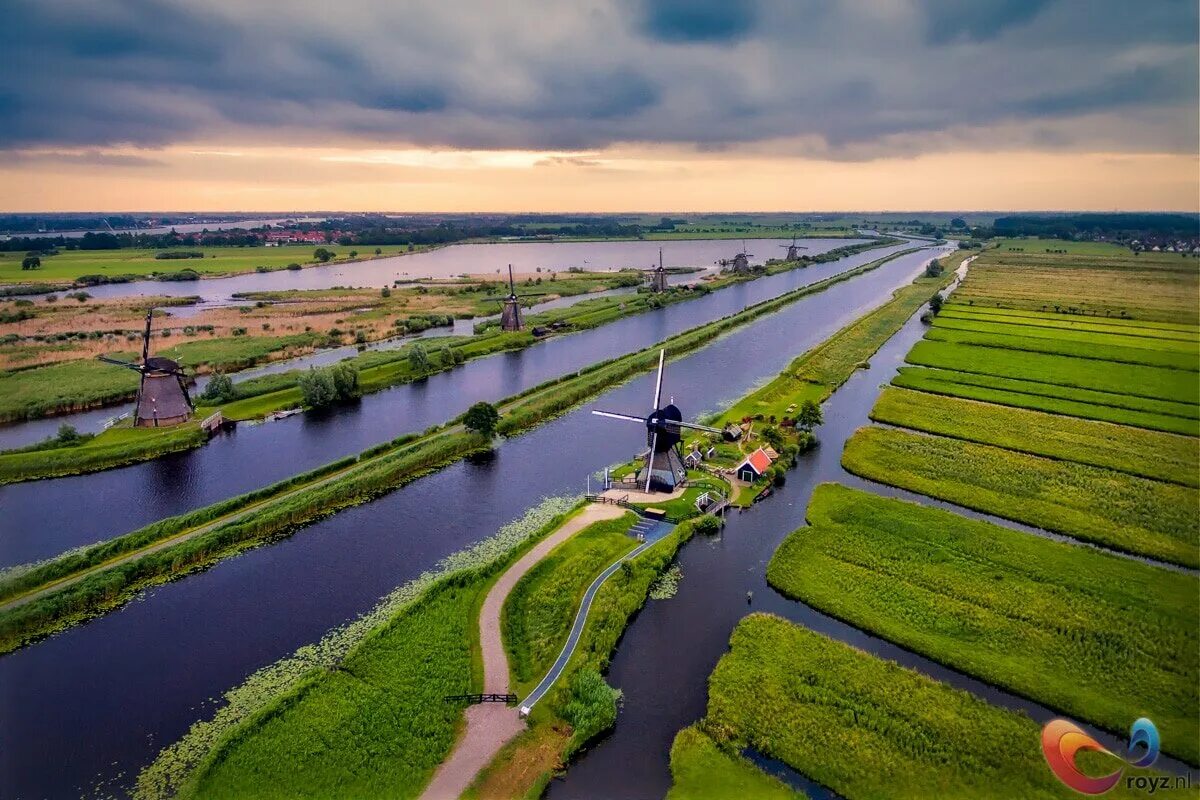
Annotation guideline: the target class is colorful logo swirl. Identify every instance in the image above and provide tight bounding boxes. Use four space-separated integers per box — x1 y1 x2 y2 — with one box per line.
1041 717 1159 795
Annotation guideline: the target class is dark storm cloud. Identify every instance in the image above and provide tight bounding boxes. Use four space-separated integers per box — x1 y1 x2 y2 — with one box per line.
0 0 1195 157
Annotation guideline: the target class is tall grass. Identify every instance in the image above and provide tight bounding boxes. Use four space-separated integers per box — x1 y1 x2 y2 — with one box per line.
769 484 1199 764
924 326 1199 370
667 726 804 800
842 425 1199 567
0 423 205 484
700 615 1157 799
871 386 1199 486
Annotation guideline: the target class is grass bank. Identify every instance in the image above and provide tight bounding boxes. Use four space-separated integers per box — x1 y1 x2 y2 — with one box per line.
667 726 804 800
841 425 1199 567
681 614 1157 799
769 484 1199 764
0 422 205 484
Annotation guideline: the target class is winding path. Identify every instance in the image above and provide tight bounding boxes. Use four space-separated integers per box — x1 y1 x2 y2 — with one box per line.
420 503 628 800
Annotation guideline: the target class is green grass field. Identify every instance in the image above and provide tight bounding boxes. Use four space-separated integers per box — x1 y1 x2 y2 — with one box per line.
769 484 1200 763
990 238 1137 255
940 304 1200 335
719 253 961 424
923 326 1199 370
667 726 804 800
0 245 420 285
906 339 1199 405
502 514 637 694
871 387 1199 486
0 423 205 483
842 426 1199 567
891 366 1198 435
695 614 1156 799
934 311 1200 349
0 359 138 422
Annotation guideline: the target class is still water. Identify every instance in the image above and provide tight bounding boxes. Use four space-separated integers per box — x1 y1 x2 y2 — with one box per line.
0 247 946 798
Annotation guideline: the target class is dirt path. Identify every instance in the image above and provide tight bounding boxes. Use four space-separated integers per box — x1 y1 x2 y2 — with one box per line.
420 503 626 800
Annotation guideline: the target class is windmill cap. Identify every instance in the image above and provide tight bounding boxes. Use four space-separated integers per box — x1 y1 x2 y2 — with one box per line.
650 404 682 423
144 356 181 372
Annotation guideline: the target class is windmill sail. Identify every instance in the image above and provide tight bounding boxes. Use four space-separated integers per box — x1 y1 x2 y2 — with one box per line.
97 309 194 427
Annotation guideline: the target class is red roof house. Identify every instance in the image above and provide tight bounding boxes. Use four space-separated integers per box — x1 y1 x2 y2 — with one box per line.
735 447 773 482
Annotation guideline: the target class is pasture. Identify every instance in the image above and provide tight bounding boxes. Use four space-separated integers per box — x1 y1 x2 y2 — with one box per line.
871 387 1199 486
696 614 1156 799
769 484 1200 764
842 426 1199 567
890 366 1198 435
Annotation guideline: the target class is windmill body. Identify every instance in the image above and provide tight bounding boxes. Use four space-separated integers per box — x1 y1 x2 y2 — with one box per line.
499 264 523 332
647 247 668 292
98 310 194 427
720 241 754 273
591 350 724 493
781 234 809 261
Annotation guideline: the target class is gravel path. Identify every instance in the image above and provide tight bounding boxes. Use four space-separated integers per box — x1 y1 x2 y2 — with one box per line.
420 503 626 800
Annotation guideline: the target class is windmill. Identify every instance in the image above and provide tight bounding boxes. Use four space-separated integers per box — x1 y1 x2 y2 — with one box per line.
781 234 808 261
645 247 668 293
494 264 523 331
98 310 193 427
719 240 753 273
591 349 724 493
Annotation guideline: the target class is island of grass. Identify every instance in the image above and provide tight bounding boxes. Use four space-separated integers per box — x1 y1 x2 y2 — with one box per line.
770 484 1199 764
669 614 1162 800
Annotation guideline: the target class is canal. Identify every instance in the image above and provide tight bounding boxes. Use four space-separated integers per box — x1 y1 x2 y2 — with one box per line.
0 247 947 798
0 240 903 569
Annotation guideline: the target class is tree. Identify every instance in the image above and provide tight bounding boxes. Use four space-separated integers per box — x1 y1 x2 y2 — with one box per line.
349 250 358 259
21 256 40 270
408 343 431 372
439 345 455 367
298 367 337 407
463 401 500 437
796 399 823 432
329 363 359 399
374 247 382 255
199 372 235 403
950 217 967 228
381 287 391 297
929 292 944 315
56 423 81 445
313 247 334 263
924 258 943 277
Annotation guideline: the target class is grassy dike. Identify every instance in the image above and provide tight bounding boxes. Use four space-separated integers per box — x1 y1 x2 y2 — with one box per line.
769 484 1199 765
672 615 1158 800
0 246 925 652
0 239 899 484
136 505 705 800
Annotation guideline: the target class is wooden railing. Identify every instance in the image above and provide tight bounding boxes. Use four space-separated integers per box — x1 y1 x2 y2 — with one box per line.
443 693 517 704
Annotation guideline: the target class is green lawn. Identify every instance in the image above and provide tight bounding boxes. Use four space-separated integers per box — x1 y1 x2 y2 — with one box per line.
842 426 1200 567
697 614 1156 800
667 726 804 800
940 305 1200 337
630 473 731 520
0 359 139 422
924 326 1198 371
990 238 1137 256
933 313 1200 351
906 339 1199 405
769 484 1200 764
502 513 638 694
891 366 1198 436
0 245 420 285
0 422 205 484
871 386 1199 486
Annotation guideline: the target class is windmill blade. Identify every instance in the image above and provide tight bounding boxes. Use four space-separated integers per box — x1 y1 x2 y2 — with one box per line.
644 429 658 493
651 349 665 410
673 420 725 434
508 264 516 295
591 410 645 424
97 355 142 370
141 310 153 363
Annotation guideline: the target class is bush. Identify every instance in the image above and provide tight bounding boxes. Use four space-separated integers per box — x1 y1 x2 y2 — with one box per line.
21 256 41 270
561 669 621 747
199 373 235 404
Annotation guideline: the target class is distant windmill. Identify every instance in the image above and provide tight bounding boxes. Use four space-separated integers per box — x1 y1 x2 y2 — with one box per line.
781 234 808 261
719 240 754 273
98 310 193 427
496 264 522 331
646 247 668 293
591 350 724 493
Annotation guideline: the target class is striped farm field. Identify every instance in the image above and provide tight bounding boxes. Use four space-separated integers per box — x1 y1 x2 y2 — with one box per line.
924 326 1198 370
842 426 1199 567
891 367 1198 435
769 484 1200 765
906 339 1199 405
871 387 1199 486
939 305 1200 341
934 314 1200 353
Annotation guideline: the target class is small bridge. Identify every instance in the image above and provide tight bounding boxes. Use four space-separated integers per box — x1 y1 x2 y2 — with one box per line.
443 693 517 705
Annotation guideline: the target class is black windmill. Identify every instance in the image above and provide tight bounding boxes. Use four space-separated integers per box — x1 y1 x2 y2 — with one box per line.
98 310 194 427
591 349 724 493
646 247 669 293
781 234 808 261
498 264 523 332
719 240 753 273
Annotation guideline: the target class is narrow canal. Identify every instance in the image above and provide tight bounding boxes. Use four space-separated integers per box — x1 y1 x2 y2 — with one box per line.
547 287 1193 800
0 247 947 798
0 240 902 569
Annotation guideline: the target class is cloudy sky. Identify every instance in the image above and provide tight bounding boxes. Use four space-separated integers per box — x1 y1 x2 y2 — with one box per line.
2 0 1196 211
